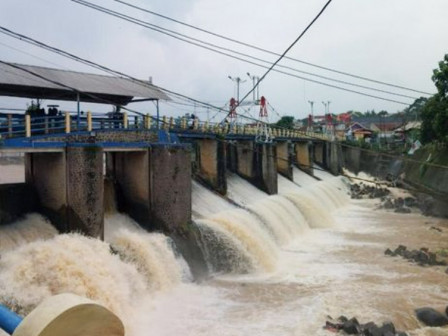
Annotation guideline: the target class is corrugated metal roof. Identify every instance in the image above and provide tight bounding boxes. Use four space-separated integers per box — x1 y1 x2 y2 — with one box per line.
0 62 169 105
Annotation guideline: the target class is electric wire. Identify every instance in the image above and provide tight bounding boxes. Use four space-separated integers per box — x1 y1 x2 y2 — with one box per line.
70 0 417 104
3 25 447 174
110 0 431 96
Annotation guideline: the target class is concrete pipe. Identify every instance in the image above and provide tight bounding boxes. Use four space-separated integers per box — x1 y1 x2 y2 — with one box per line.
1 294 124 336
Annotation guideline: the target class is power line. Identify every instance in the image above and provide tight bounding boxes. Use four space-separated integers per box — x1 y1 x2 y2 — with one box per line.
110 0 431 96
70 0 417 104
238 0 334 106
3 56 448 176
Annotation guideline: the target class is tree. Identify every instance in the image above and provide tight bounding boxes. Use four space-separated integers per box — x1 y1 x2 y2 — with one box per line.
420 54 448 144
432 54 448 99
276 116 295 129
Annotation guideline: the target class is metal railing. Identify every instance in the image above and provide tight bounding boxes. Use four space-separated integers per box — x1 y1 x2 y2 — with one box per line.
0 111 333 141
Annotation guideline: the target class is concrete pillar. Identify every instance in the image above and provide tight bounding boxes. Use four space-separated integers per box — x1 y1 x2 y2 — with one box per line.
255 143 278 195
236 140 255 180
314 142 324 166
149 145 192 232
66 146 104 238
196 139 226 195
235 141 278 195
226 141 238 172
342 146 361 174
25 147 104 238
329 142 342 176
276 141 293 180
294 141 313 176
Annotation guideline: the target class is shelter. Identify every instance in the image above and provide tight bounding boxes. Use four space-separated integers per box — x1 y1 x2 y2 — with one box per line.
0 62 169 106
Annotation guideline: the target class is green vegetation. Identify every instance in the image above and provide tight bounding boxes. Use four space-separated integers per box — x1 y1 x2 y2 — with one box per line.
420 54 448 144
275 116 295 129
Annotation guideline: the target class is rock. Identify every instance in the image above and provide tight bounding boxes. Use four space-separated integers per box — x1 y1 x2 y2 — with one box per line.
394 207 411 213
337 315 348 323
384 199 395 209
404 197 417 207
396 332 408 336
394 245 407 256
342 318 360 335
384 248 395 256
379 321 396 334
430 226 442 232
361 322 381 336
415 307 448 327
395 197 405 208
445 268 448 274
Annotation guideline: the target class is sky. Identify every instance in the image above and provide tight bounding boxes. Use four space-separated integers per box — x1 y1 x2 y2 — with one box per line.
0 0 447 122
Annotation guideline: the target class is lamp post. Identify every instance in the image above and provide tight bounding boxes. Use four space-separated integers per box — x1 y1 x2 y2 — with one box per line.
228 76 246 104
247 72 260 102
308 99 314 120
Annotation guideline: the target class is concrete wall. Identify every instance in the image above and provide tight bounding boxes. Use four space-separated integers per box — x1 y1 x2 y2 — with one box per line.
113 151 150 226
196 139 226 194
25 147 104 238
294 142 313 175
276 141 293 180
109 146 192 233
341 146 361 174
26 152 67 232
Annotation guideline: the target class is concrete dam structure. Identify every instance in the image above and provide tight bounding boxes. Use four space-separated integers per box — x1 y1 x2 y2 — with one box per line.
1 126 448 335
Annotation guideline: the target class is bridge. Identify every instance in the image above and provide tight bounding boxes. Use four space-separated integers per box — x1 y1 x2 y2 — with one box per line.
0 62 343 245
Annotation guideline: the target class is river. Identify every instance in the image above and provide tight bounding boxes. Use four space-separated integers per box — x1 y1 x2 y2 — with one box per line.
0 163 447 336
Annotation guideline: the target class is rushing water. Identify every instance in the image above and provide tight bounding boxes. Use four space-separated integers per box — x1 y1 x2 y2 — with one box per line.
0 163 447 336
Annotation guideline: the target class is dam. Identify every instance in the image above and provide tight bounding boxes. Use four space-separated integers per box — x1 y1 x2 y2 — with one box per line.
1 125 448 335
0 64 448 336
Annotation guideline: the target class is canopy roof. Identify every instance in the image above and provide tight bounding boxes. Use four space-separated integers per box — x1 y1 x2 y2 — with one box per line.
0 62 169 105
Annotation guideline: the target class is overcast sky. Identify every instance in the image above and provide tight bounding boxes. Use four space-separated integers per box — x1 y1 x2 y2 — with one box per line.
0 0 447 122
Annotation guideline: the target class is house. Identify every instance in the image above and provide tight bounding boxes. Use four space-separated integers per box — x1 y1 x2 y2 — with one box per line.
346 122 373 140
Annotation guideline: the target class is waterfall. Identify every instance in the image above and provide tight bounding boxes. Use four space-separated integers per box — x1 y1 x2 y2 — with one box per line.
0 214 57 253
194 175 349 275
105 214 192 290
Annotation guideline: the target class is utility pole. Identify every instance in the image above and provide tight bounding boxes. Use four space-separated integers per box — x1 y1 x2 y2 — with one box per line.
228 76 246 104
247 72 260 102
322 101 328 114
308 100 314 131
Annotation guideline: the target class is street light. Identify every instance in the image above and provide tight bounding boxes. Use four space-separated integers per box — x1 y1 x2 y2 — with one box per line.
228 76 246 103
322 101 328 114
247 72 260 102
308 101 314 131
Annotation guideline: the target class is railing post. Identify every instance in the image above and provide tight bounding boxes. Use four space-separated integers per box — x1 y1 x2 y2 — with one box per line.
204 121 209 132
65 112 71 134
162 116 167 130
87 111 92 131
169 117 174 130
25 114 31 138
44 117 49 134
7 114 12 137
144 113 151 129
123 112 128 129
193 118 198 130
181 117 187 129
